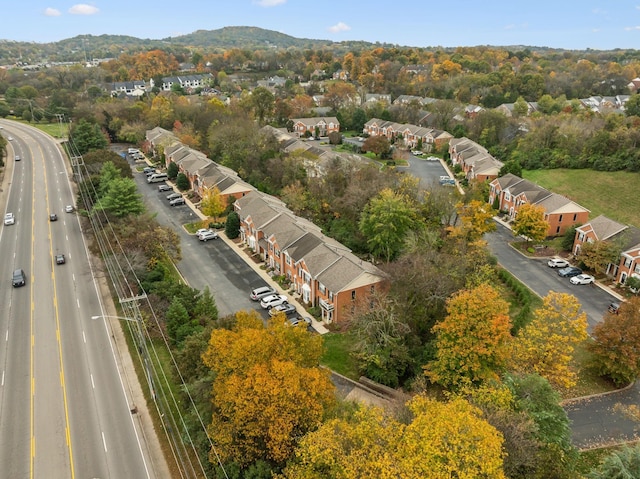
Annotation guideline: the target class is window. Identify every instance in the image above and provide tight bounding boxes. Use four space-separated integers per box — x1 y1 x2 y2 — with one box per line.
370 285 375 293
556 226 560 234
329 292 334 302
351 290 356 300
275 249 280 258
578 232 585 241
319 283 326 294
285 254 291 265
625 258 632 268
573 214 577 221
559 214 563 223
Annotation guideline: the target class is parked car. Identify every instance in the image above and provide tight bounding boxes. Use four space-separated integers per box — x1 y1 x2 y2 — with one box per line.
65 205 74 213
570 274 595 285
166 193 181 201
269 303 297 317
558 266 582 277
143 166 156 175
260 294 288 309
12 268 26 287
250 286 276 301
55 253 66 265
169 197 186 206
287 315 313 328
4 212 15 225
198 230 219 241
49 213 58 222
411 150 423 156
547 257 570 268
158 184 172 192
439 175 455 186
608 302 621 314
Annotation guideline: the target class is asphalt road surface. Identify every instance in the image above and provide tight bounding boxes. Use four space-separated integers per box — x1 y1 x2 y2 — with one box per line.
0 121 152 478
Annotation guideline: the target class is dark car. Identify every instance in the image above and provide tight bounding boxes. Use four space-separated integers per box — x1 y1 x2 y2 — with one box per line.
269 303 297 317
558 266 582 277
55 253 66 265
12 268 26 287
49 213 58 221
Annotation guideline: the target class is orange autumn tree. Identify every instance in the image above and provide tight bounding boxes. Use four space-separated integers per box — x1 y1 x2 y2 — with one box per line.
282 396 505 479
510 292 588 389
425 284 512 390
201 310 335 467
449 199 497 242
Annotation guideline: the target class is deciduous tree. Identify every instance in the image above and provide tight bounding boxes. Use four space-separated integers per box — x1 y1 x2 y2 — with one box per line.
425 284 512 390
578 239 620 275
358 188 419 262
510 292 588 389
449 199 497 242
200 186 225 219
202 310 334 467
587 444 640 479
361 134 391 158
511 203 548 243
589 297 640 386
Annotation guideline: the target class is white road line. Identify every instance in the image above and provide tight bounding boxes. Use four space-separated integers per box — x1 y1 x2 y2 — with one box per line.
90 374 95 389
102 432 107 452
82 331 86 343
1 370 4 386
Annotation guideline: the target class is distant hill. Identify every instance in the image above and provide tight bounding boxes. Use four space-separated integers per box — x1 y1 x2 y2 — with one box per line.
0 26 372 65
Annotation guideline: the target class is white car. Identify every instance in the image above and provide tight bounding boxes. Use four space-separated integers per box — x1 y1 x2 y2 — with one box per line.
65 205 74 213
250 286 276 301
260 294 288 310
4 212 15 225
547 258 570 268
198 230 219 241
570 274 595 285
411 150 423 156
7 136 13 141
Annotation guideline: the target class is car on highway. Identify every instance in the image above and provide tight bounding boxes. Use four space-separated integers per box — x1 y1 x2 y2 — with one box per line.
250 286 277 301
260 294 288 310
49 213 58 221
558 266 582 277
166 192 181 201
14 155 20 161
169 197 186 206
7 136 13 141
4 212 15 225
547 257 570 268
65 205 74 213
55 253 66 265
269 303 297 317
198 230 219 241
570 274 595 285
12 268 26 287
158 184 172 192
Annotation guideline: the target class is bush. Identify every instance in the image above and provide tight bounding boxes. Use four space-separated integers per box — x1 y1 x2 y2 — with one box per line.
225 211 240 239
176 173 190 191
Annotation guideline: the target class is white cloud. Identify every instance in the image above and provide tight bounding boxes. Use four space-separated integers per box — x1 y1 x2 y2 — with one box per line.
624 25 640 30
254 0 286 6
44 7 61 16
328 22 351 33
68 4 100 15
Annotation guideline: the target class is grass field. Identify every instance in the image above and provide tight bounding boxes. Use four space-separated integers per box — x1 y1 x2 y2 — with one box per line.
523 169 640 227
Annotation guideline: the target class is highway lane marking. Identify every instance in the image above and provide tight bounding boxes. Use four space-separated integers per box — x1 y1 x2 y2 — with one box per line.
102 432 107 452
82 331 86 343
90 374 95 390
1 370 4 386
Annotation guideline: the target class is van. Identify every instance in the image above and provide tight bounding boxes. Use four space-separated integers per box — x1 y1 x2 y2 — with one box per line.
147 173 168 183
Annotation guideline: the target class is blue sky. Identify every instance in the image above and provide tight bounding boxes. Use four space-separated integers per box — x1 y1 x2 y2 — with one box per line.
4 0 640 50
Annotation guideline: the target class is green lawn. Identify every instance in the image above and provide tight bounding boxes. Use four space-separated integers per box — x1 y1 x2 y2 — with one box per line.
523 169 640 226
321 332 359 379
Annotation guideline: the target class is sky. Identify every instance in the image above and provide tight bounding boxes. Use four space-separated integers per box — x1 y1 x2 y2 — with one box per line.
4 0 640 50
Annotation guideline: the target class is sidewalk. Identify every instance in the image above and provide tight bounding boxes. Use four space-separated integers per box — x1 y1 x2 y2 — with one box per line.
178 187 330 335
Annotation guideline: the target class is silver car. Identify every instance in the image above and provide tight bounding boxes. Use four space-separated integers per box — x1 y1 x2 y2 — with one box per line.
260 294 288 310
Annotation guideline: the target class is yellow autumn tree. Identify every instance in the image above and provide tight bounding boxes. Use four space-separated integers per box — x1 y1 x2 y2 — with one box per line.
511 203 549 244
449 199 497 242
425 284 513 390
281 396 505 479
510 292 588 389
202 310 335 467
200 186 226 219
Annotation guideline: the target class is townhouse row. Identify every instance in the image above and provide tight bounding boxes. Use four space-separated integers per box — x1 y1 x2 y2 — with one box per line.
144 127 387 323
363 118 453 152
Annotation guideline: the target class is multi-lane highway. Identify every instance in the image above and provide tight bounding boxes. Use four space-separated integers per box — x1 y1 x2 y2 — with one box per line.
0 121 153 478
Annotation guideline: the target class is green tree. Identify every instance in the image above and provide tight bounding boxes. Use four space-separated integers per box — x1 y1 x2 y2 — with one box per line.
589 297 640 386
587 444 640 478
625 93 640 117
166 297 200 346
95 177 145 218
176 172 190 191
358 188 419 262
70 118 108 154
193 286 219 325
498 159 522 177
167 161 179 179
512 203 549 243
247 86 275 124
561 224 579 251
513 96 529 117
426 284 512 390
350 296 413 387
225 211 241 239
98 161 121 197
